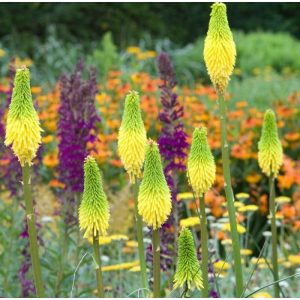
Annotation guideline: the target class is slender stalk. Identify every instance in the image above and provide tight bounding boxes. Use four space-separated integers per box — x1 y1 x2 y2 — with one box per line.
199 196 209 298
218 94 244 297
152 229 160 298
269 175 280 298
22 163 45 297
93 232 104 297
133 182 149 296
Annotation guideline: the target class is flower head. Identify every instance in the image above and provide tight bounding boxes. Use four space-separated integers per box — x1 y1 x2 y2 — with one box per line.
5 67 42 166
118 91 147 183
187 127 216 197
79 156 110 238
204 2 236 94
174 228 203 290
258 109 283 177
138 140 172 229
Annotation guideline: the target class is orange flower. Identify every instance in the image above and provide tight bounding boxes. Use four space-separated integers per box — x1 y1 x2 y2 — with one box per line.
31 86 42 94
42 135 54 144
49 179 65 189
43 152 59 168
110 159 123 167
246 173 261 184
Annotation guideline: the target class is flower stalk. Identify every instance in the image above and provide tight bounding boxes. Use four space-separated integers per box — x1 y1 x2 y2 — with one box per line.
134 182 149 295
218 94 244 296
22 163 45 297
199 195 209 298
269 175 280 297
93 231 104 298
152 229 160 298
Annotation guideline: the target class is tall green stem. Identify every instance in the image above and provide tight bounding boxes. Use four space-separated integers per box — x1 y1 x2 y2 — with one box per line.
152 229 160 298
269 175 279 298
134 182 149 295
22 163 45 297
93 232 104 298
199 196 209 298
218 94 244 297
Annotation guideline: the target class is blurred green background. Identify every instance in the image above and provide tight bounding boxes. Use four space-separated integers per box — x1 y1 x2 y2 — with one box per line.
1 2 300 107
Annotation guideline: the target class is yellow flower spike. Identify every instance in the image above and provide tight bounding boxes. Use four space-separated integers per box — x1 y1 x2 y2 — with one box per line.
204 2 236 94
118 91 147 183
5 67 42 166
187 127 216 197
138 140 172 229
79 156 110 238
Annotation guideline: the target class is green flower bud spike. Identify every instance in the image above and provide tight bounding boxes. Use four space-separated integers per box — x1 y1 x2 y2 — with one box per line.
79 156 110 239
4 67 44 297
118 90 149 294
5 67 42 166
258 109 283 297
258 109 283 177
118 90 147 183
138 139 172 229
187 126 215 297
138 139 172 297
187 127 216 198
174 228 203 292
79 156 110 297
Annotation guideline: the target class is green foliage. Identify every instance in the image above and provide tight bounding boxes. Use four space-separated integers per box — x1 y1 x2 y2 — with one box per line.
87 32 120 79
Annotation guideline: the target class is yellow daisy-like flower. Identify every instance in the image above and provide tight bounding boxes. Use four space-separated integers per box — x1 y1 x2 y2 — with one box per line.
102 261 139 272
5 67 42 166
235 193 250 200
176 192 194 201
252 292 272 298
203 2 236 94
240 249 253 256
180 217 200 228
213 260 231 272
275 196 291 204
223 223 246 234
288 254 300 266
138 140 172 229
238 205 259 213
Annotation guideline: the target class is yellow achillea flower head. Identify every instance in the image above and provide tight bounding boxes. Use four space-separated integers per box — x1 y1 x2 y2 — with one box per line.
138 140 172 229
174 228 203 290
118 90 147 183
258 109 283 177
187 127 216 197
79 156 110 238
5 67 42 166
203 2 236 94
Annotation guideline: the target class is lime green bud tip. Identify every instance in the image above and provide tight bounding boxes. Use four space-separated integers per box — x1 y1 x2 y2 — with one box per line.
138 139 172 229
187 127 216 197
79 156 110 238
174 228 203 290
118 90 147 183
258 109 283 177
5 67 42 166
